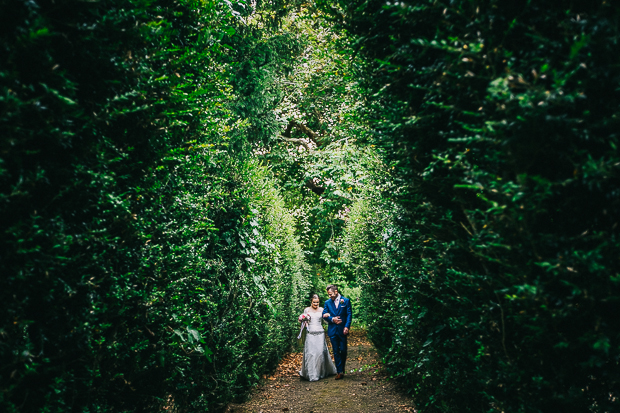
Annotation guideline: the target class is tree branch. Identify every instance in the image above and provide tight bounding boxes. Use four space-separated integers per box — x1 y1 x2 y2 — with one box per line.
279 120 319 151
280 120 325 195
293 121 317 142
280 137 311 151
305 178 325 196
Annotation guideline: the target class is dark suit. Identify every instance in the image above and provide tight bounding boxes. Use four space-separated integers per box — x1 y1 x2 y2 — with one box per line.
322 296 352 374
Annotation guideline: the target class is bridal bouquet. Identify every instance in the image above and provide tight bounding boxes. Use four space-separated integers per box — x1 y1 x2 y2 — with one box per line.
297 313 311 340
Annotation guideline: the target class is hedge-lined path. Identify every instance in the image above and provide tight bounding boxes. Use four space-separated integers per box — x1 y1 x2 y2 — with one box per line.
226 330 417 413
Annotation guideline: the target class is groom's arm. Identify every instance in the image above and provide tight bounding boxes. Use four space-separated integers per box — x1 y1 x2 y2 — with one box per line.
345 299 352 329
322 303 332 323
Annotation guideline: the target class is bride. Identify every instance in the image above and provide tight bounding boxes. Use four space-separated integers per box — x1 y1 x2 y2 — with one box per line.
298 294 337 381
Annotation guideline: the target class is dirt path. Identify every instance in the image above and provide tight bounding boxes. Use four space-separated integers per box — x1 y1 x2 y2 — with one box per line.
227 330 417 413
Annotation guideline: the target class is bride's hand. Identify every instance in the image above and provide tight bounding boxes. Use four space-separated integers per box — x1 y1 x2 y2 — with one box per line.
323 313 330 318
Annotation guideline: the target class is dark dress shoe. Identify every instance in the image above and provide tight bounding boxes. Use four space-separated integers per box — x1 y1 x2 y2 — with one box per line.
335 373 343 380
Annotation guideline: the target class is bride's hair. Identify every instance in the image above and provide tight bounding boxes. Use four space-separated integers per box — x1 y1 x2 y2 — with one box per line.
310 293 320 303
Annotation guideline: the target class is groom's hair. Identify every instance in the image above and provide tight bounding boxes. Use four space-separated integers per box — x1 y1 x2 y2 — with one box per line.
326 284 338 293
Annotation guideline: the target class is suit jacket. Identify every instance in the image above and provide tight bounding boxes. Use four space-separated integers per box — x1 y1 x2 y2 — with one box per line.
322 296 352 338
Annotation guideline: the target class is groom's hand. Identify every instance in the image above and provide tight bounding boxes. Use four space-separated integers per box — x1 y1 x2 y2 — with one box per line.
332 316 342 324
343 327 349 335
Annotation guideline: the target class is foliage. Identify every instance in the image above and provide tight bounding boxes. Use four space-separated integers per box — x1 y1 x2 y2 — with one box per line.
339 179 396 328
261 6 378 307
329 0 620 412
0 0 309 411
8 0 620 411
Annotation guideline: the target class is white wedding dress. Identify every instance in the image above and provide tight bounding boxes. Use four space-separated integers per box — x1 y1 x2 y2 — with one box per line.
299 307 337 381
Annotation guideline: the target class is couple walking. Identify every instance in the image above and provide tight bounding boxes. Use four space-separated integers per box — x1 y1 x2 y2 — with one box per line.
298 284 352 381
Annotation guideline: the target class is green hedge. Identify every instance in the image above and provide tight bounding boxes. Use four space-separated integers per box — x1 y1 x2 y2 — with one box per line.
332 0 620 412
1 0 308 411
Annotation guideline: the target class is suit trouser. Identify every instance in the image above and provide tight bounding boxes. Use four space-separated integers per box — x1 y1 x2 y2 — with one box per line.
329 334 347 374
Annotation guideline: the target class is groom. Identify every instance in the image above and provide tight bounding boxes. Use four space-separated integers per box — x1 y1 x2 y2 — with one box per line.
322 284 352 380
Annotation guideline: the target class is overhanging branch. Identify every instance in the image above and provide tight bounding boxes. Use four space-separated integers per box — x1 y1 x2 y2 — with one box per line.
280 137 311 151
279 120 319 151
305 178 325 196
280 120 325 195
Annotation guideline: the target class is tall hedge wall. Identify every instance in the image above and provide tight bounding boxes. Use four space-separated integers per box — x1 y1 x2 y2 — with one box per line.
332 0 620 412
1 0 308 411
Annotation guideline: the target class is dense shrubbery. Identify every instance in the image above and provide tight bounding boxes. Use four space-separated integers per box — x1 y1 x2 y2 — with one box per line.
331 0 620 411
0 0 309 411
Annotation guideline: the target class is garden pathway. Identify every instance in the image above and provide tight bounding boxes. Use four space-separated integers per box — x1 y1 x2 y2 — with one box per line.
226 330 417 413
